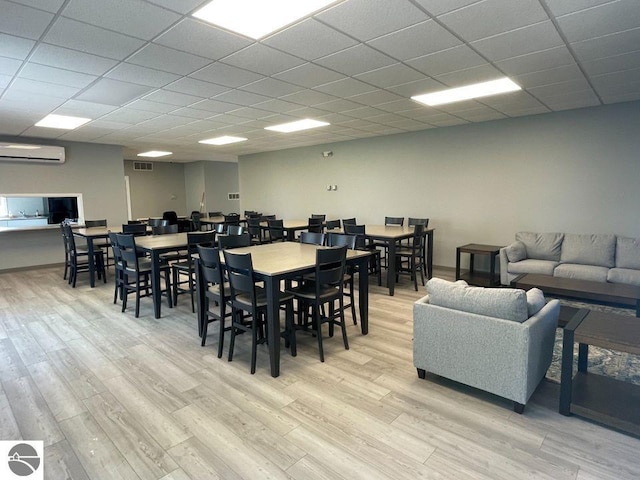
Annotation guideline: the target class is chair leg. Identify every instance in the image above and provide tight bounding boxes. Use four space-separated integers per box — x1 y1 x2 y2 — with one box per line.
348 277 357 325
513 402 525 414
250 322 258 374
315 305 324 363
228 311 237 362
217 317 225 358
338 298 349 350
135 278 141 318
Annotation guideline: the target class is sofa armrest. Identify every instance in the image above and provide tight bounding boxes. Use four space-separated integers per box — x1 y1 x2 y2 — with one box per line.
500 247 511 285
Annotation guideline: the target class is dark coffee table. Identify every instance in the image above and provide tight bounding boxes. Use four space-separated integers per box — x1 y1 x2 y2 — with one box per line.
511 273 640 317
559 310 640 436
456 244 502 287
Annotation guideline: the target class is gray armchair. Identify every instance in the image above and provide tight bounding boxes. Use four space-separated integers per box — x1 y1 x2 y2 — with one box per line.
413 278 559 413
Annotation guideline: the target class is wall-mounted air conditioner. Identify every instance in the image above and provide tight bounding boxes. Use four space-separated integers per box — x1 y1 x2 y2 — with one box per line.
0 142 66 164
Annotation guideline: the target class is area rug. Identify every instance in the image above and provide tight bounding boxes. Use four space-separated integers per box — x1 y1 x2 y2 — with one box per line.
545 298 640 386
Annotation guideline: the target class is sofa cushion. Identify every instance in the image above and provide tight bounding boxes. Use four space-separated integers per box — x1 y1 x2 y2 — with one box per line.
427 278 528 323
508 259 559 276
560 234 616 268
515 232 563 261
553 264 609 282
505 241 527 262
615 236 640 270
526 288 545 317
607 268 640 286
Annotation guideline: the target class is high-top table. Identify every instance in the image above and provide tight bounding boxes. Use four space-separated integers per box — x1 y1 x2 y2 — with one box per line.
195 242 373 377
260 219 315 241
74 226 112 288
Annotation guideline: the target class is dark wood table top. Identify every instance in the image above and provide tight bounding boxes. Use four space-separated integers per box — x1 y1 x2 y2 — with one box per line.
457 243 503 253
575 311 640 355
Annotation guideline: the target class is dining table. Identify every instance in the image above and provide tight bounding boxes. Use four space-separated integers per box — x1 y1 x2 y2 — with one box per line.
135 232 189 319
260 219 316 241
195 241 374 377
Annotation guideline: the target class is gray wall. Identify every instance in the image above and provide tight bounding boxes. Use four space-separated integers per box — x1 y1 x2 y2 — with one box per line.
124 160 186 219
203 161 239 214
0 137 126 270
239 101 640 269
184 162 206 214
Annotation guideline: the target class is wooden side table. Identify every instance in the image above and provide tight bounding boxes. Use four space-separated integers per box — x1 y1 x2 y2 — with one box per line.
455 244 502 286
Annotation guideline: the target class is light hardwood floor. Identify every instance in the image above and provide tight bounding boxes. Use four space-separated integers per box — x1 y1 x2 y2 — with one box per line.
1 265 639 480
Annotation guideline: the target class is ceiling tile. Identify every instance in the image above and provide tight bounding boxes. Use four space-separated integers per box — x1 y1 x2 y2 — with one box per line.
11 0 65 12
102 108 162 123
220 44 305 76
0 56 22 76
144 0 205 14
273 63 345 88
11 77 80 98
263 19 358 61
213 89 271 106
367 20 461 61
314 44 396 76
75 78 154 105
225 106 272 120
546 0 615 17
556 0 640 43
342 105 386 119
513 64 586 89
0 73 12 89
314 77 377 97
168 107 216 120
435 64 504 87
142 89 204 106
412 0 481 16
62 0 181 40
355 63 425 88
471 21 564 62
591 67 640 89
495 46 576 76
386 77 444 97
105 62 180 87
189 99 240 114
253 98 303 114
164 77 229 97
190 62 264 88
128 43 211 75
528 78 593 98
582 50 640 76
19 63 97 88
0 33 36 60
279 89 338 106
54 99 119 117
406 45 486 77
571 27 640 63
240 78 305 97
138 115 196 130
155 18 252 60
44 17 145 59
126 99 179 113
374 98 425 113
316 0 428 42
312 98 366 113
31 43 118 75
0 90 66 113
348 89 403 106
537 89 600 110
0 1 54 39
437 0 548 42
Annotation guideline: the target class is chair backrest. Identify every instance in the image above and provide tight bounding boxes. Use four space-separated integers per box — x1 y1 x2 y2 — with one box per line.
62 222 77 256
262 214 276 221
223 250 258 312
108 231 123 266
116 233 140 272
191 212 202 230
122 223 147 236
208 211 223 217
327 233 356 249
148 218 168 227
314 245 347 294
197 245 225 297
326 219 341 230
300 231 325 245
385 216 404 226
162 211 178 225
85 219 107 228
411 223 426 250
218 233 251 249
268 219 284 241
152 224 178 235
311 214 326 221
247 217 262 236
188 231 215 252
344 224 367 249
342 218 357 228
224 213 240 226
227 225 244 235
308 217 323 233
128 220 143 224
408 217 429 228
214 223 226 234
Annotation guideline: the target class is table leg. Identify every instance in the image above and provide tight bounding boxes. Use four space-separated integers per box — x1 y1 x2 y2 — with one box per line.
265 276 281 377
151 251 162 319
455 247 461 281
356 255 369 335
490 252 497 286
559 327 575 415
469 253 475 275
194 258 204 337
427 231 434 279
87 237 96 288
578 343 589 372
387 239 397 296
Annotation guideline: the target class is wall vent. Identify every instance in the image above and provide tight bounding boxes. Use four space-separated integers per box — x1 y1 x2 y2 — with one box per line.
228 192 240 200
133 161 153 171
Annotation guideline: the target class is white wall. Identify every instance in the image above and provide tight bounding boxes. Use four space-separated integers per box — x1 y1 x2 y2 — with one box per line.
239 101 640 268
203 161 239 214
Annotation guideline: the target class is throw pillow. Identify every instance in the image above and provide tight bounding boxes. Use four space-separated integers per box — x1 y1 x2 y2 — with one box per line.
505 241 527 262
526 288 545 316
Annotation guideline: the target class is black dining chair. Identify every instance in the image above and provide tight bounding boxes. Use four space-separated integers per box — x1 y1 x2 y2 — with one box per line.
344 224 382 286
326 219 341 230
311 214 326 221
395 223 426 291
148 218 168 227
342 218 357 228
162 211 178 225
63 222 106 288
108 231 125 305
122 223 147 236
227 225 244 235
327 233 358 325
408 218 429 276
307 217 324 234
267 219 285 242
218 233 251 250
375 216 405 270
247 217 266 245
299 231 325 245
152 224 178 235
172 231 215 312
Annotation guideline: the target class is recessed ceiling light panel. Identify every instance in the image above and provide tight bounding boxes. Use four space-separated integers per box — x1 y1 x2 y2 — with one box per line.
35 114 91 130
265 119 330 133
193 0 340 40
137 151 172 158
199 136 248 145
411 78 521 106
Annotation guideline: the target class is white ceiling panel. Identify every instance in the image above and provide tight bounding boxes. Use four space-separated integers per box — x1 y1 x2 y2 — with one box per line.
571 27 640 62
30 44 118 76
582 50 640 76
0 57 22 76
105 63 181 88
253 99 303 114
168 107 215 120
219 44 304 76
386 78 444 97
513 64 586 89
11 0 66 12
274 63 345 88
189 99 240 114
314 78 377 97
263 19 358 61
406 45 486 77
240 78 305 98
62 0 181 40
556 0 640 43
437 0 548 43
127 43 211 75
280 89 337 106
495 46 576 76
0 1 54 39
213 89 271 107
19 63 97 89
144 0 208 14
75 78 153 105
435 64 504 87
0 73 12 89
164 77 228 97
11 77 80 98
355 64 425 89
0 33 36 60
54 100 119 118
142 89 204 107
313 98 366 113
367 20 461 61
316 0 428 42
126 99 178 113
44 17 145 60
154 18 251 60
412 0 481 16
348 89 403 106
102 108 160 123
545 0 616 17
314 44 396 76
190 62 264 88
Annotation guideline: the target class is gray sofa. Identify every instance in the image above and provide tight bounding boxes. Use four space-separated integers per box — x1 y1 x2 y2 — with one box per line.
413 278 559 413
500 232 640 287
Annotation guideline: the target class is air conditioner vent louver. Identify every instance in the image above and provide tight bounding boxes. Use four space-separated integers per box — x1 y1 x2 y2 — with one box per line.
0 142 65 164
133 161 153 171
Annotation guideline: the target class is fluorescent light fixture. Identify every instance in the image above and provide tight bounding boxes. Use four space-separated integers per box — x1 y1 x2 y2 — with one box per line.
5 144 41 149
35 114 91 130
137 151 172 158
199 135 248 145
411 78 521 106
265 119 330 133
193 0 340 40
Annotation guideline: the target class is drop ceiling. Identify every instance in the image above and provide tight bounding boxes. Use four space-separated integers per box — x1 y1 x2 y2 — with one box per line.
0 0 639 162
